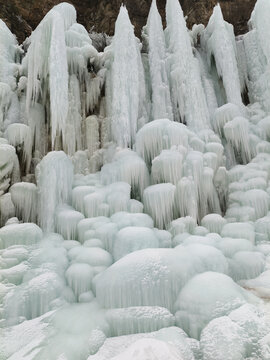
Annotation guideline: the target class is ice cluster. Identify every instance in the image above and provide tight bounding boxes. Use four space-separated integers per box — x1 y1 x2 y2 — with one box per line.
1 0 270 359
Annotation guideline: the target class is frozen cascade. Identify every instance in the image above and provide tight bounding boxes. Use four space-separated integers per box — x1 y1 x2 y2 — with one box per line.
142 0 173 121
24 3 74 148
36 151 73 232
201 5 243 108
2 0 270 359
105 6 147 148
165 0 210 129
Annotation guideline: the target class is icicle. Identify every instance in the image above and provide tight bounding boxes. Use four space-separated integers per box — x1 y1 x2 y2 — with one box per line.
0 193 15 226
143 183 176 229
151 149 183 185
212 103 242 137
0 144 20 195
49 10 69 148
105 6 147 147
0 19 19 90
101 149 150 199
223 117 251 164
135 119 189 166
9 182 37 223
165 0 210 129
55 205 84 240
5 123 32 173
36 151 73 232
202 5 243 108
27 103 47 157
25 3 76 148
174 177 198 222
201 214 227 234
85 115 100 158
65 263 94 300
106 306 174 336
242 0 270 111
143 0 173 121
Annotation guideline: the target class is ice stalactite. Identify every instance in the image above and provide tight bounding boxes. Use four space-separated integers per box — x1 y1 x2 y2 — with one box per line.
9 182 37 223
143 183 176 229
24 3 75 149
4 123 32 174
142 0 173 121
0 20 20 133
242 0 270 112
0 144 20 198
100 149 150 199
201 5 243 109
165 0 210 129
36 151 73 232
105 6 147 148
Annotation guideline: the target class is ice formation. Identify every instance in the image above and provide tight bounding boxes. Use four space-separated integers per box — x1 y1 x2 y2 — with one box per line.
1 0 270 359
105 6 147 148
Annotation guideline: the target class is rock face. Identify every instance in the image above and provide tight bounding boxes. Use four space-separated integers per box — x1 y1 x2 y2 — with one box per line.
0 0 256 43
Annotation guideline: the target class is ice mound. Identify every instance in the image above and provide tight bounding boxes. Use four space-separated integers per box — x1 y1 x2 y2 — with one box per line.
174 271 257 339
135 119 189 166
95 247 228 311
0 223 42 249
100 149 149 198
109 338 185 360
55 205 84 240
113 226 159 260
88 327 194 360
201 304 270 360
200 316 249 360
240 270 270 299
106 306 174 336
3 270 66 323
228 251 265 281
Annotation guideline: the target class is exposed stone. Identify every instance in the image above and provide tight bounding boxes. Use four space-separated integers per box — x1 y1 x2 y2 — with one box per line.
0 0 256 43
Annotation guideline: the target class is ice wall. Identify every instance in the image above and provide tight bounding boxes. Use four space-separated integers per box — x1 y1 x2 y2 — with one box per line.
1 1 270 359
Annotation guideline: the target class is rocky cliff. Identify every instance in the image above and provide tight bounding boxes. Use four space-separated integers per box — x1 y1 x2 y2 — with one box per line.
0 0 256 43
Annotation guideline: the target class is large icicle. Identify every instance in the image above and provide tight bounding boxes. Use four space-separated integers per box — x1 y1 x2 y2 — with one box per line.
201 5 243 108
0 20 20 132
24 3 76 148
165 0 210 129
242 0 270 111
143 0 173 121
35 151 73 232
105 6 147 148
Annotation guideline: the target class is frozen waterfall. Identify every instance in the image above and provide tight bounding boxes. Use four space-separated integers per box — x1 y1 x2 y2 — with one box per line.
1 1 270 359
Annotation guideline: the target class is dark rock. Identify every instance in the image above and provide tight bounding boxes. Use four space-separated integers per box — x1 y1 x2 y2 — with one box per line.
0 0 256 44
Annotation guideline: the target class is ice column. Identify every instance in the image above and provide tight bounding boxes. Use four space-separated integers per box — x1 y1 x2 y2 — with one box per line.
202 5 243 108
105 6 147 148
143 0 173 121
25 3 76 148
165 0 210 129
242 0 270 111
36 151 73 232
